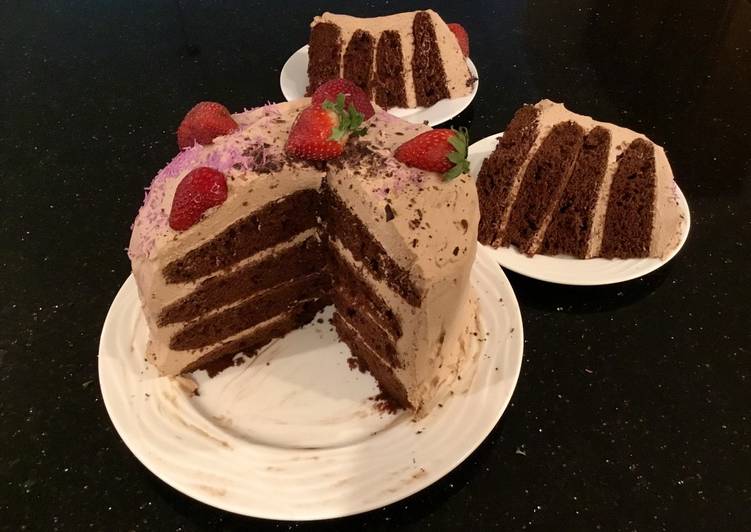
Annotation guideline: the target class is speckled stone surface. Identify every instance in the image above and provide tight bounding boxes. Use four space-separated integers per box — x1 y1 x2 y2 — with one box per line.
1 1 749 530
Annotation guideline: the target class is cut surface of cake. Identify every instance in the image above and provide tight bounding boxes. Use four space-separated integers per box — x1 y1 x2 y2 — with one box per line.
128 99 479 413
307 10 474 109
476 100 685 259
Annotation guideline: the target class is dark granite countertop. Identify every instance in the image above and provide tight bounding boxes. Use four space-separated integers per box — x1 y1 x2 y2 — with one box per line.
2 1 749 530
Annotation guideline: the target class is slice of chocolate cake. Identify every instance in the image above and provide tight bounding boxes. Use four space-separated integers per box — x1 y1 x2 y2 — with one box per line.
477 100 685 259
306 10 474 108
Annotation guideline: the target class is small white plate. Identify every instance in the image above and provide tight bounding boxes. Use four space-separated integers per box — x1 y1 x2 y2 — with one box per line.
279 45 479 127
468 133 691 286
98 245 523 520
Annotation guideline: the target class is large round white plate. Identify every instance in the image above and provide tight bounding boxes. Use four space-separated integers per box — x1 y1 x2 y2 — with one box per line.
468 133 691 286
98 245 523 520
279 45 479 127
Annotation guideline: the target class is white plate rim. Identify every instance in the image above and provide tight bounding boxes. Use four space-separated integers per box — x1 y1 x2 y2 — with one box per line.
279 44 479 127
468 133 692 286
98 245 523 520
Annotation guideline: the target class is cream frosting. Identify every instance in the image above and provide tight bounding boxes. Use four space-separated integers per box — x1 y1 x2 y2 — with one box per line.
312 10 473 108
129 99 480 412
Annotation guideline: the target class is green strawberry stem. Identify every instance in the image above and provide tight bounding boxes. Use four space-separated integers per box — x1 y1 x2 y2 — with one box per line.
322 93 367 141
444 127 470 181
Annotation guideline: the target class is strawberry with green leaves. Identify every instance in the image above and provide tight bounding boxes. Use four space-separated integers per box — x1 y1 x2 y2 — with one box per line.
311 78 375 119
394 127 470 181
285 93 367 161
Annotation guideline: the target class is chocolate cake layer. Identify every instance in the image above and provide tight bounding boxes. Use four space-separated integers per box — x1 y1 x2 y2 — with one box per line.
503 121 585 254
170 272 330 351
542 126 612 257
159 236 324 326
343 30 375 97
163 188 320 284
373 31 407 108
182 298 329 374
321 181 421 306
411 11 450 107
332 312 410 409
306 22 342 95
477 105 541 246
334 296 399 367
328 243 402 339
600 138 656 258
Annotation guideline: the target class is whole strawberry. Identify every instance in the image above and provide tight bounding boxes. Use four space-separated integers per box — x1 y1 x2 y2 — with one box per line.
285 94 366 161
177 101 238 149
169 167 228 230
311 78 375 119
447 23 470 57
394 127 470 181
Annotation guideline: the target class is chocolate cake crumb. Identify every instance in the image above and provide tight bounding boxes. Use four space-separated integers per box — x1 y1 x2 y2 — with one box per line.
347 356 368 373
371 392 400 414
385 204 395 221
452 246 460 256
409 209 423 229
201 354 238 378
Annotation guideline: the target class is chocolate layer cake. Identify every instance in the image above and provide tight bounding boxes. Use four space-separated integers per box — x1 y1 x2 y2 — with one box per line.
477 100 685 259
307 11 474 109
129 100 479 413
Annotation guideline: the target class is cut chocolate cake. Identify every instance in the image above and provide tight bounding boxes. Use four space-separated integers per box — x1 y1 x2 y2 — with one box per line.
307 11 474 108
129 99 479 413
477 100 685 259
